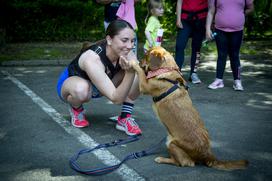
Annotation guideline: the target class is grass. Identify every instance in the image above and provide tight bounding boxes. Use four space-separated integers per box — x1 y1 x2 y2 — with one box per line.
0 42 82 62
0 40 271 63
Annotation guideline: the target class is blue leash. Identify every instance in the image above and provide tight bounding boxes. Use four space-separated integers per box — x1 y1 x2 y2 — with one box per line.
69 135 166 176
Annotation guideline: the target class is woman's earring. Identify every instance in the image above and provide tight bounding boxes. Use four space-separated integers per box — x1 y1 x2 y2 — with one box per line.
107 42 111 45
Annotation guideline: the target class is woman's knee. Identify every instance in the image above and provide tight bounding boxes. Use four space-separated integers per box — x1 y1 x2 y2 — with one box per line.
72 82 91 101
62 77 91 102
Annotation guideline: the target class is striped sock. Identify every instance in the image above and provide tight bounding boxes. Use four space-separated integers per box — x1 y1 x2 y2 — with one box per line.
120 102 134 118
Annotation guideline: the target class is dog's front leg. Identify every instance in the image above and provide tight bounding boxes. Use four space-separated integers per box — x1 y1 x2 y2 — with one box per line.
131 62 153 94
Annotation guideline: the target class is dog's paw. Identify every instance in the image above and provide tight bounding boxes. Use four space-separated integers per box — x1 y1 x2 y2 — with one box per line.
179 159 195 167
129 60 138 67
155 156 180 166
130 60 141 70
154 157 163 163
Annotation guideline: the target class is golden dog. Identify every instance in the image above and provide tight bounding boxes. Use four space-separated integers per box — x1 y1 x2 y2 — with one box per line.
132 46 248 170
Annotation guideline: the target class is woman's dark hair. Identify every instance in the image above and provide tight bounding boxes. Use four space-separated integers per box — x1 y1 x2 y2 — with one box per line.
106 19 134 38
80 20 133 52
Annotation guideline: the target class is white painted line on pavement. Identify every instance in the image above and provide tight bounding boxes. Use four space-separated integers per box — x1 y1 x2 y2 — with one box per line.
1 70 145 181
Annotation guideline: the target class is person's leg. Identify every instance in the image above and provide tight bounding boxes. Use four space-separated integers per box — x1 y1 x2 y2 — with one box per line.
110 71 142 135
116 73 140 119
62 76 91 108
175 21 192 69
195 51 201 70
116 76 137 119
115 75 141 135
61 76 92 128
189 19 206 84
215 29 229 79
228 30 244 90
191 19 206 73
190 36 198 75
208 29 228 89
229 30 243 80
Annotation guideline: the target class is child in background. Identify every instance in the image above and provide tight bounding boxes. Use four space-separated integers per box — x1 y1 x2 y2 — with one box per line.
144 0 164 53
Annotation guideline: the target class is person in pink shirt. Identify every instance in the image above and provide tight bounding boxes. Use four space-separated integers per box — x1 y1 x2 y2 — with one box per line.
116 0 137 30
116 0 141 57
206 0 254 91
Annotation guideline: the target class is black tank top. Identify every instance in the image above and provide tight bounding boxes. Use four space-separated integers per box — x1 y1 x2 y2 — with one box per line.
68 40 121 80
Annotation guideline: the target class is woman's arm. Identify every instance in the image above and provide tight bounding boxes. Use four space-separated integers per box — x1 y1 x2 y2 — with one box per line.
79 50 136 104
176 0 183 28
245 0 254 15
145 29 154 48
206 0 216 39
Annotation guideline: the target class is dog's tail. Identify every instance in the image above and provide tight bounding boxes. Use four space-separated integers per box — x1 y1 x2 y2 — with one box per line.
205 155 249 171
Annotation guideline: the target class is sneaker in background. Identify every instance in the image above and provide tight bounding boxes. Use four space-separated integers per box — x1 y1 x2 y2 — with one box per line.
116 114 142 136
233 79 244 91
208 78 224 89
190 73 201 84
69 106 89 128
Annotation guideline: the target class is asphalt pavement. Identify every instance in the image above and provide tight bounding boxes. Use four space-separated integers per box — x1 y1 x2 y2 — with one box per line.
0 55 271 181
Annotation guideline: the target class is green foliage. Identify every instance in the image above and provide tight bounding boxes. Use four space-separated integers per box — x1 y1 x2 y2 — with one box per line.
135 1 148 41
0 42 82 61
1 0 272 43
161 0 177 40
4 0 105 42
245 0 272 39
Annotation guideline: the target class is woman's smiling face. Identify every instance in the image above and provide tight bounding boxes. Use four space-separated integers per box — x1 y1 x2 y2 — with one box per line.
108 27 135 57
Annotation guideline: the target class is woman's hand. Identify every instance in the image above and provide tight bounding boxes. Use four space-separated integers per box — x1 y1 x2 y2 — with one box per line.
119 55 135 72
176 19 183 29
206 29 213 40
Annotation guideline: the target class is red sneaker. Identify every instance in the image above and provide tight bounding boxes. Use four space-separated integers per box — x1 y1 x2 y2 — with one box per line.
116 114 142 136
69 106 89 128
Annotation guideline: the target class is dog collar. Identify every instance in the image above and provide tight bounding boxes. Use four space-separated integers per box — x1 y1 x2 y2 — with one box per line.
146 67 176 79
